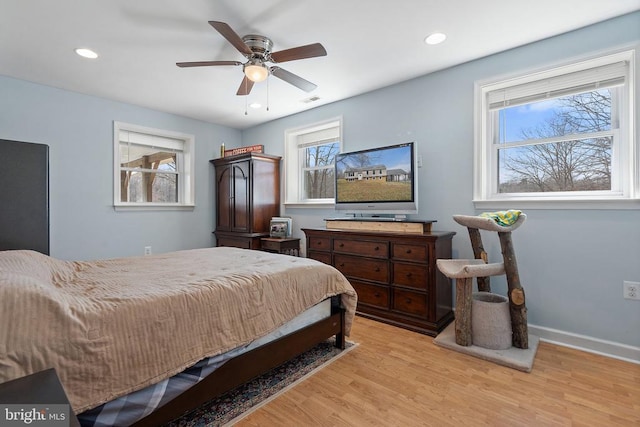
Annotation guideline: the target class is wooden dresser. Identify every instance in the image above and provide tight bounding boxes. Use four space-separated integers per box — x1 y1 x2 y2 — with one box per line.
302 228 455 336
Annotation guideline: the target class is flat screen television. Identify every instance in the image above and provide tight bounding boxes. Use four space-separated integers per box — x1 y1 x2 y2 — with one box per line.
334 142 417 216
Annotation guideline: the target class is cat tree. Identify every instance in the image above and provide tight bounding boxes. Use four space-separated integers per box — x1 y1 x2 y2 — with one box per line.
436 212 529 349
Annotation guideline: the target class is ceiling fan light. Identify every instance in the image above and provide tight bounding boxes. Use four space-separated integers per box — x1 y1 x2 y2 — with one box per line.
244 62 269 82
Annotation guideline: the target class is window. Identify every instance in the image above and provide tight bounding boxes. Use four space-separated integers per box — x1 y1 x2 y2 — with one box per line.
474 48 638 209
113 122 195 210
284 118 342 206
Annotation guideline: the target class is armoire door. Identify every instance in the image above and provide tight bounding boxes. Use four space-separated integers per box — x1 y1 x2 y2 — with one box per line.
230 160 250 233
215 164 232 231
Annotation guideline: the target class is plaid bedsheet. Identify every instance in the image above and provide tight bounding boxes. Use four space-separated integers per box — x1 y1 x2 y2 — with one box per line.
78 350 227 426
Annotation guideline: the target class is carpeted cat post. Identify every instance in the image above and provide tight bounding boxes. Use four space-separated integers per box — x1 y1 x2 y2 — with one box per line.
434 210 539 372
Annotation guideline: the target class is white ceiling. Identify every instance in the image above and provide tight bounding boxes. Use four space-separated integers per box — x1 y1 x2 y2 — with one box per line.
2 1 639 130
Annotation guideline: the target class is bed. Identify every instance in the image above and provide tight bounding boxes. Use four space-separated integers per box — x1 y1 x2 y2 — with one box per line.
0 247 357 426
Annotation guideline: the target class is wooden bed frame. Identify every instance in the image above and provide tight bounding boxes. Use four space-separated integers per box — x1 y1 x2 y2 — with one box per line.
131 302 346 426
0 138 349 426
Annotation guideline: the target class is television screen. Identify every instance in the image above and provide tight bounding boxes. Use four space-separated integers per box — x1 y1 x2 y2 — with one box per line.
334 142 417 214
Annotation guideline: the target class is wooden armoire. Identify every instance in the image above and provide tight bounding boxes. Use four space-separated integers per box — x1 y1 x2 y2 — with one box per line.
210 152 281 249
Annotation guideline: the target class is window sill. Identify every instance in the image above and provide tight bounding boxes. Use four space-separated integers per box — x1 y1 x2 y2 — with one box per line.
473 198 640 210
114 204 195 212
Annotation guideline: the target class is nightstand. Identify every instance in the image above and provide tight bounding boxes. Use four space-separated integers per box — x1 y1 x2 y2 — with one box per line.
260 237 301 256
0 368 80 426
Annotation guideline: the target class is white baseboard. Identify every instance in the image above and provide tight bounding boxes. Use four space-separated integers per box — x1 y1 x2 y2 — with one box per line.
528 324 640 365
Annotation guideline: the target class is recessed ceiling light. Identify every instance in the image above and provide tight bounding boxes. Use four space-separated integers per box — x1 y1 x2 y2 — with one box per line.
75 48 98 59
301 96 321 104
249 102 262 109
425 33 446 45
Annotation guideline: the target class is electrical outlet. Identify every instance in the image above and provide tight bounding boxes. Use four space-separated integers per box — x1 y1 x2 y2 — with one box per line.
144 246 152 256
623 281 640 300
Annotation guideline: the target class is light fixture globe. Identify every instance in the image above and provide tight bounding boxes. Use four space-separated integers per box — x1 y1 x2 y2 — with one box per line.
244 60 269 82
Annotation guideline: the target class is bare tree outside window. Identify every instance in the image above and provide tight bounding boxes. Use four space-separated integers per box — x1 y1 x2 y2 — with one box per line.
497 89 614 193
302 141 340 199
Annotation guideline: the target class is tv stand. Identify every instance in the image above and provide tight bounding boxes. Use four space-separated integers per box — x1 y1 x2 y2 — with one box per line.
325 218 436 233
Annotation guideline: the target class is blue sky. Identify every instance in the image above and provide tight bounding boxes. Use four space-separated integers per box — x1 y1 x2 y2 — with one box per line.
500 100 558 143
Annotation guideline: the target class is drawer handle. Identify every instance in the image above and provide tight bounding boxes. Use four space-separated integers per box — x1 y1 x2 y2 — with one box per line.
405 272 413 278
406 249 412 254
374 246 380 251
374 267 380 272
339 243 344 247
374 292 381 297
339 263 345 267
316 241 322 245
405 298 412 304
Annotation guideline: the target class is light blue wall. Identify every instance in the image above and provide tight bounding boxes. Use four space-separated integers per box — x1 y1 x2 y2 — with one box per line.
242 12 640 349
0 76 241 260
1 12 637 352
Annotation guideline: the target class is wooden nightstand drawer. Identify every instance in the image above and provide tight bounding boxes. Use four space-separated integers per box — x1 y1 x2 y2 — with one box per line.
393 289 428 317
334 239 389 258
308 236 331 251
334 254 388 283
392 243 428 262
351 280 389 309
393 262 428 289
260 237 300 255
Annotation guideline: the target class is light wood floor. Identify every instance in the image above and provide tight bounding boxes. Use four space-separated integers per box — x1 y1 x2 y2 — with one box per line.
237 316 640 427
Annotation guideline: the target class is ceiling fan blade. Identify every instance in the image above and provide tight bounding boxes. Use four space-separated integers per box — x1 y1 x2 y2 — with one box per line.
176 60 242 68
270 66 317 92
270 43 327 63
209 21 253 56
236 76 255 96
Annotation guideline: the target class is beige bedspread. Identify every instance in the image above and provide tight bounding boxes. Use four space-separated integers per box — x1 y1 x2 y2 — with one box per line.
0 247 356 412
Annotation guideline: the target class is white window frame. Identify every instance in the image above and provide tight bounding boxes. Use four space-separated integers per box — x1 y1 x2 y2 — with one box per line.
284 117 343 207
113 121 195 211
474 47 639 210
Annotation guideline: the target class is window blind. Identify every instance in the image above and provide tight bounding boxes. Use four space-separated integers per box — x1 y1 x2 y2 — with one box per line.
296 125 340 148
118 130 184 151
488 61 627 110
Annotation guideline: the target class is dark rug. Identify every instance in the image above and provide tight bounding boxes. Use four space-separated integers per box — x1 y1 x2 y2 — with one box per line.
166 339 356 427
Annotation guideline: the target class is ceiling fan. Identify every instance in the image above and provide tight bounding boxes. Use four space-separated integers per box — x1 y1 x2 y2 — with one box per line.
177 21 327 96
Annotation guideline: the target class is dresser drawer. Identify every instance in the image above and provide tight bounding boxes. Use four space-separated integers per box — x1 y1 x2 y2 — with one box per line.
351 280 389 309
308 236 331 251
334 254 388 283
393 262 428 290
308 251 331 265
393 289 428 317
334 239 388 258
392 243 428 262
